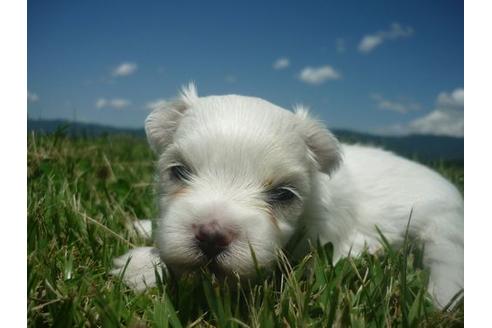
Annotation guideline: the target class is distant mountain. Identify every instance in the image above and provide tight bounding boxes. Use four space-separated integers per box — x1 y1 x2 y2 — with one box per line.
27 119 146 137
27 119 463 162
332 129 463 163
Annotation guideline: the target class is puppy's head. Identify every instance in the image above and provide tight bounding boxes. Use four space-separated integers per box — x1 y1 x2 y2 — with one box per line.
146 84 341 276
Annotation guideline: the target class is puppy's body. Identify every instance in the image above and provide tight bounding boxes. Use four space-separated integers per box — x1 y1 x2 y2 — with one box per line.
112 85 463 308
304 144 463 306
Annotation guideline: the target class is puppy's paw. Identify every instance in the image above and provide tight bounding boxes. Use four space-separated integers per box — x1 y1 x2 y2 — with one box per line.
110 247 164 292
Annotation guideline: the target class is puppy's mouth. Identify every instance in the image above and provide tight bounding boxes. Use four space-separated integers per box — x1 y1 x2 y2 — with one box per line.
197 243 233 275
202 258 229 278
161 236 268 278
165 248 236 279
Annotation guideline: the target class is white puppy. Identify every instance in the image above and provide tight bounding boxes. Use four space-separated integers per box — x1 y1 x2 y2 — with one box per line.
112 84 463 308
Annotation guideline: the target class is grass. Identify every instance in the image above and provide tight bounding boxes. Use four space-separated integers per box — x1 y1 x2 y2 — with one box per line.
27 132 464 327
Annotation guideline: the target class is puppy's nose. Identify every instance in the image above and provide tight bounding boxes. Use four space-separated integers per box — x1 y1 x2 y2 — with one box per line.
195 222 233 258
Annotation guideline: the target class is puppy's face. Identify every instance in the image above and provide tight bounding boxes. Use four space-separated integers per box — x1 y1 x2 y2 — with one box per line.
146 85 340 277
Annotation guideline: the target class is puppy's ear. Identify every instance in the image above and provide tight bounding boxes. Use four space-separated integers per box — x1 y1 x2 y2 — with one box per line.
294 106 342 175
145 83 198 154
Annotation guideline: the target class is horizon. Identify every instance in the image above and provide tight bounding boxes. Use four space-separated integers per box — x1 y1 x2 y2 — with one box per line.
26 117 465 140
27 0 463 136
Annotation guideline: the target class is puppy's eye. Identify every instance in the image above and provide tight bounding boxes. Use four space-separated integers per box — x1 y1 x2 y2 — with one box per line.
268 187 297 203
170 165 191 182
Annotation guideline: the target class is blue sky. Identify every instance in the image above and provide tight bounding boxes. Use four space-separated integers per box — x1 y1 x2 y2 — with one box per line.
27 0 464 136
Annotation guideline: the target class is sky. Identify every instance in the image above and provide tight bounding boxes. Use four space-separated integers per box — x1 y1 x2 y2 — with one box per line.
27 0 464 136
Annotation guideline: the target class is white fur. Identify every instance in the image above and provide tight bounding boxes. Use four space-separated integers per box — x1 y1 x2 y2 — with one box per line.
131 219 152 239
110 246 162 292
112 85 463 308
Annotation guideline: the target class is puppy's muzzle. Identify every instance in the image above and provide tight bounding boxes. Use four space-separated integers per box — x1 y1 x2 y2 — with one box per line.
194 221 236 258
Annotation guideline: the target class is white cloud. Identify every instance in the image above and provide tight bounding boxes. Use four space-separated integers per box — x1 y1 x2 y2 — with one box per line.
358 23 414 53
336 38 346 54
299 65 341 85
96 98 130 110
110 98 130 109
112 62 138 77
371 94 421 114
95 98 107 109
379 88 464 137
359 36 384 53
27 91 39 102
407 88 463 136
407 110 463 137
436 88 464 110
273 57 290 70
145 99 169 111
225 75 237 83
